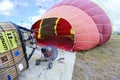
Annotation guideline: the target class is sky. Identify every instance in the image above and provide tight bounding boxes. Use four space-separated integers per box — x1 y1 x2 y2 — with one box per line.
0 0 120 32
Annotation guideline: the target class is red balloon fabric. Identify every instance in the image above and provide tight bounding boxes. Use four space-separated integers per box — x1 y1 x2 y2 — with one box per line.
31 0 112 51
32 18 75 51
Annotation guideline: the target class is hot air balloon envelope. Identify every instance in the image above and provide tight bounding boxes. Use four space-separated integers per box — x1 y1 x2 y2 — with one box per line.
31 0 112 51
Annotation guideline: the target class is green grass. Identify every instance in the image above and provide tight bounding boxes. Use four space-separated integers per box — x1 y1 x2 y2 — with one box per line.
73 34 120 80
77 34 120 60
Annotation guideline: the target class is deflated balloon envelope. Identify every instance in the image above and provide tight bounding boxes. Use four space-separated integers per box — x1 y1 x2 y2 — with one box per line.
31 0 112 51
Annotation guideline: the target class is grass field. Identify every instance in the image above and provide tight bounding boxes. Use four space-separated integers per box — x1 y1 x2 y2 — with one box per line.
72 35 120 80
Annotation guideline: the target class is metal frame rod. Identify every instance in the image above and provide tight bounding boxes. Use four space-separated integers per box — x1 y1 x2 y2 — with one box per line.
27 48 36 61
18 26 33 33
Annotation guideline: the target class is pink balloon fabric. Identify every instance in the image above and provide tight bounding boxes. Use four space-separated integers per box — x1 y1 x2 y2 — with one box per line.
32 0 112 51
51 0 112 45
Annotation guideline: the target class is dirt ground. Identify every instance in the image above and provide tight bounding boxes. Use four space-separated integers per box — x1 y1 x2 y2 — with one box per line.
72 35 120 80
15 48 76 80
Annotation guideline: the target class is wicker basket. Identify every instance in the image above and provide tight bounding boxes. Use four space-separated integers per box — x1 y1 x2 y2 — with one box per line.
0 22 16 31
16 58 27 75
0 51 13 67
11 47 27 75
0 22 28 80
5 30 21 49
11 47 24 62
0 51 17 80
0 66 17 80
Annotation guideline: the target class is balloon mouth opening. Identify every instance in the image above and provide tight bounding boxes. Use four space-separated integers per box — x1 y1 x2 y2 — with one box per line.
36 35 74 51
31 17 75 51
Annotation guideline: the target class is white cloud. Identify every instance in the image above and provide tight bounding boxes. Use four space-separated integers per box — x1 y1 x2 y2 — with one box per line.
113 20 120 31
38 9 46 15
0 0 15 16
18 22 31 29
29 9 46 24
91 0 120 32
104 0 120 32
104 0 120 12
30 0 60 23
92 0 120 13
35 0 54 5
29 15 41 23
14 1 29 7
35 0 60 9
21 3 29 7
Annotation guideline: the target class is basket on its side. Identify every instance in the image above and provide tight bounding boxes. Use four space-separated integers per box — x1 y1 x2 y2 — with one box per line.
0 22 28 80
